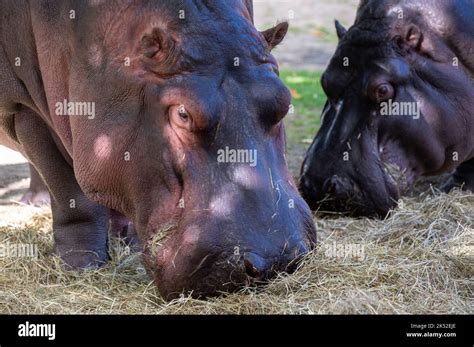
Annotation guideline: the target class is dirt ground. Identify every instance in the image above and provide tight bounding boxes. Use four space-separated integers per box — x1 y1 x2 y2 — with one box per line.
0 147 34 225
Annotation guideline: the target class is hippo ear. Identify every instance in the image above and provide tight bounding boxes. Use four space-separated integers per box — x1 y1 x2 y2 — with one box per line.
396 24 432 53
261 22 289 50
335 20 347 40
140 27 171 59
404 25 423 49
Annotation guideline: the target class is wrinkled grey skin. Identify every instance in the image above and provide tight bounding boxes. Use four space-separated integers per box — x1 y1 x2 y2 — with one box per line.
300 0 474 217
0 0 316 299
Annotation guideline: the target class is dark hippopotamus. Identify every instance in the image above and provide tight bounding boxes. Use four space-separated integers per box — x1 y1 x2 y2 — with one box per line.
300 0 474 217
0 0 316 299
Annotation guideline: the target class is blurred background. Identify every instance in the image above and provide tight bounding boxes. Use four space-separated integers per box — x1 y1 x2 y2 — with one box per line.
0 0 360 221
253 0 359 174
254 0 358 70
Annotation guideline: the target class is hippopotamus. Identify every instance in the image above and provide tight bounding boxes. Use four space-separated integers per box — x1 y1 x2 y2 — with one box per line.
300 0 474 217
0 0 316 299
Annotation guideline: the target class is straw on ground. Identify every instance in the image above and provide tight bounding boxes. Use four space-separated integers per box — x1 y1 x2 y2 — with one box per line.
0 188 472 314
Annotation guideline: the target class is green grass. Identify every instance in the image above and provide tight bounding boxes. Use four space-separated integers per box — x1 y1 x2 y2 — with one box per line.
288 24 339 44
311 25 339 44
280 69 325 147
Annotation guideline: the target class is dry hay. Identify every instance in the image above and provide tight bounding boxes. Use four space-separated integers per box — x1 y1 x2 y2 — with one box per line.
0 187 472 314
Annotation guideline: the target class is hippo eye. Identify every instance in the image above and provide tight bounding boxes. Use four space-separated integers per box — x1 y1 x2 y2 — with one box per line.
178 107 189 122
169 105 193 131
373 83 394 103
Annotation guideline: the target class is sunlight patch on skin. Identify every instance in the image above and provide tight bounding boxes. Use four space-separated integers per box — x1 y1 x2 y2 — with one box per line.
386 6 404 18
232 165 260 189
183 225 202 245
209 186 237 218
88 44 103 67
93 134 112 160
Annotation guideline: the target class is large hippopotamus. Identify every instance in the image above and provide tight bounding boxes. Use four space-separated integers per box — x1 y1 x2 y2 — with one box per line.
0 0 316 299
300 0 474 217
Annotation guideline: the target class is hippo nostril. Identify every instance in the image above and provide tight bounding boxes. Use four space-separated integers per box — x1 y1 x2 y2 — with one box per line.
323 175 353 198
244 259 260 278
285 243 310 272
243 253 267 279
323 175 339 194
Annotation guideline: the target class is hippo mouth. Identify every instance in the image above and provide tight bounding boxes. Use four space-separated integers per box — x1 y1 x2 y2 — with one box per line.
381 161 411 195
140 202 315 300
143 239 247 299
378 140 418 197
142 227 307 299
300 136 410 217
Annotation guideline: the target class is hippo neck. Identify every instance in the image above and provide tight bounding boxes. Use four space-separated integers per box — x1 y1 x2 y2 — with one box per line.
32 0 105 159
0 1 85 160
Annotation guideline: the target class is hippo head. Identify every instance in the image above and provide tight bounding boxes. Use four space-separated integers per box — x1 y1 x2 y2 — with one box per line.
300 0 474 217
69 0 315 299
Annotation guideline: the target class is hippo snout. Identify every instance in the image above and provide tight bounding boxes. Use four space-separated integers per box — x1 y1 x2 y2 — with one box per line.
299 172 350 211
300 170 362 212
145 204 314 300
300 169 398 217
322 175 354 200
243 243 309 281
